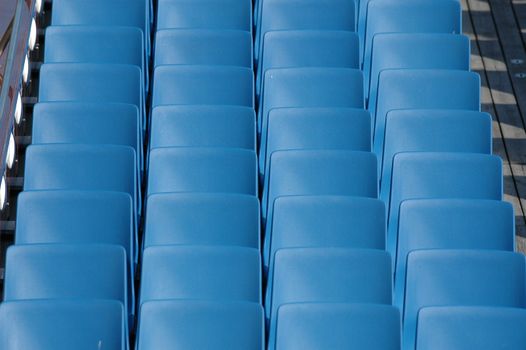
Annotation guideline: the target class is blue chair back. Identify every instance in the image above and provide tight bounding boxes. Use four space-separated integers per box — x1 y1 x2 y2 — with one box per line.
275 303 400 350
416 306 526 350
145 193 259 249
394 198 514 308
150 105 255 150
388 153 502 255
137 301 264 350
403 250 526 350
0 300 126 350
139 246 261 304
147 147 257 196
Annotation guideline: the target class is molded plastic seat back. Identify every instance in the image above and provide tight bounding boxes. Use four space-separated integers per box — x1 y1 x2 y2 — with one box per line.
257 31 359 95
380 110 492 199
256 0 355 62
268 248 392 347
38 64 143 128
363 0 461 68
140 246 261 304
52 0 148 33
265 195 385 268
24 144 137 207
416 306 526 350
394 199 514 308
4 244 127 306
403 250 526 350
152 65 254 107
259 67 363 166
150 105 255 150
0 300 126 350
388 153 502 254
262 107 371 178
145 193 259 248
373 70 480 157
263 150 377 224
138 301 264 350
154 29 252 68
157 0 251 31
275 303 400 350
16 190 134 265
45 26 144 68
147 147 256 196
367 33 470 103
32 102 141 159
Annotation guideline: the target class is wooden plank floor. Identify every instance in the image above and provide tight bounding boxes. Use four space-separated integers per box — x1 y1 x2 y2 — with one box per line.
463 0 526 252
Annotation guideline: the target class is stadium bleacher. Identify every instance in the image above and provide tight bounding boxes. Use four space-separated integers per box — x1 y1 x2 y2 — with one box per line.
0 0 524 349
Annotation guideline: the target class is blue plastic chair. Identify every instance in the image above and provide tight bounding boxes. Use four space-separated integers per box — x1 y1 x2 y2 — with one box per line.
152 65 254 108
263 150 377 225
44 26 147 92
32 102 142 172
144 193 259 249
387 152 502 255
24 144 139 214
255 0 355 63
416 306 526 350
274 303 400 350
403 250 526 350
362 0 461 67
258 67 363 168
139 246 261 304
380 110 492 200
372 70 480 157
256 30 359 96
39 63 144 131
267 248 392 348
264 195 385 268
150 105 255 150
137 300 264 350
4 244 129 315
367 33 470 104
154 29 252 68
16 190 135 274
394 199 514 308
0 300 126 350
157 0 251 31
262 107 371 179
147 147 257 196
51 0 150 56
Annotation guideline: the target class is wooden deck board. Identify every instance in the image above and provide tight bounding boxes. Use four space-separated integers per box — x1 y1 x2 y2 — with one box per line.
464 0 526 252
